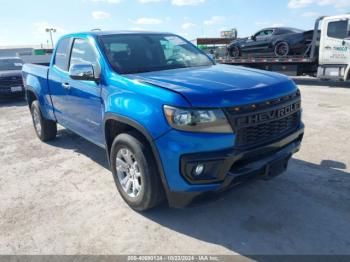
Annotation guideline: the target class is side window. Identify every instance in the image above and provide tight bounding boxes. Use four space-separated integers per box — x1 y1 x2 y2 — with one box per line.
264 30 274 36
54 38 70 71
255 30 273 38
327 20 349 39
255 31 265 37
69 38 99 71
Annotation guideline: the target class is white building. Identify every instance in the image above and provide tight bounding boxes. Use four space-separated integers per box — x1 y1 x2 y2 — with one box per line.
0 45 52 64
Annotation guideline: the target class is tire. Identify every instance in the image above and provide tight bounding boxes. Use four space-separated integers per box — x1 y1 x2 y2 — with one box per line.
30 100 57 142
110 132 165 211
229 46 240 58
274 41 290 57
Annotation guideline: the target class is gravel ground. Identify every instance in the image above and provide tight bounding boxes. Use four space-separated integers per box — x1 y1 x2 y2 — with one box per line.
0 78 350 256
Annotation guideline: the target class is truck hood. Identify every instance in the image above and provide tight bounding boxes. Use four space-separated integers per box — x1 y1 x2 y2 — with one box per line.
0 70 22 78
127 64 297 107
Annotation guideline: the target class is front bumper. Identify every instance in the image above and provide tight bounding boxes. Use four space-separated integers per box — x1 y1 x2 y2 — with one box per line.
156 125 304 208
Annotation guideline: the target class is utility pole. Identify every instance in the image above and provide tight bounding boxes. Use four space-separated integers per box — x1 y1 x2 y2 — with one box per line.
45 28 57 49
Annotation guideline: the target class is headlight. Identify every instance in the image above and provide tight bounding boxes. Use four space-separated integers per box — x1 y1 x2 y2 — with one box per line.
163 105 233 133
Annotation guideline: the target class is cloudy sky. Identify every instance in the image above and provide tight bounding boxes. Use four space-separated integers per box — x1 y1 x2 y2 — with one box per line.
0 0 349 46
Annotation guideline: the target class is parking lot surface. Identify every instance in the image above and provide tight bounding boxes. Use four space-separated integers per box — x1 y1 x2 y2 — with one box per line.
0 78 350 256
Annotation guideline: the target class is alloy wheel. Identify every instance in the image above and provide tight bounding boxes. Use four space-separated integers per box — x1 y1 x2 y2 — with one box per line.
116 148 143 198
275 42 289 57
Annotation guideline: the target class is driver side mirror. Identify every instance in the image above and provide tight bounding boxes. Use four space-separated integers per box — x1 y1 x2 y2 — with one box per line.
69 63 98 81
251 35 256 41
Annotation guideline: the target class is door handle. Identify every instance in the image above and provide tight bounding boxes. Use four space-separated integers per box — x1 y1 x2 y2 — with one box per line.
62 83 71 90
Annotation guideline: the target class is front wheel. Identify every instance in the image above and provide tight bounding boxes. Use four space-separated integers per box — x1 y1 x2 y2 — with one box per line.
110 132 165 211
30 101 57 142
274 42 290 57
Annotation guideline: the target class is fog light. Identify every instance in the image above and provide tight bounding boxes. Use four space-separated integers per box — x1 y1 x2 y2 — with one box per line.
193 164 205 176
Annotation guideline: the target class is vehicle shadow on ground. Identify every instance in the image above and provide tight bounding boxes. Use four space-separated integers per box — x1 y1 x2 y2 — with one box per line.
46 127 350 254
292 77 350 88
143 157 350 255
0 99 26 108
47 128 110 170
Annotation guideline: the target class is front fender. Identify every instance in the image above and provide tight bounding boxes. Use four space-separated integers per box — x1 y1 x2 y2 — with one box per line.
102 74 190 140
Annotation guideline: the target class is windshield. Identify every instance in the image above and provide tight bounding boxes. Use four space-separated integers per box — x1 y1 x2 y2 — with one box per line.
99 34 213 74
0 58 24 71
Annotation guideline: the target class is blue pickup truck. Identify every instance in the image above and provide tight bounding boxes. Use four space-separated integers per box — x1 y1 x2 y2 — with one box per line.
22 31 304 211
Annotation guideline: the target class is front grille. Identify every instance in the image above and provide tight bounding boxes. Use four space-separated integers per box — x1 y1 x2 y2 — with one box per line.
235 113 299 147
225 91 301 148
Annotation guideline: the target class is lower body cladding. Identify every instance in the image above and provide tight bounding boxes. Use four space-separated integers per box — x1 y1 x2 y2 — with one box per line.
155 125 304 207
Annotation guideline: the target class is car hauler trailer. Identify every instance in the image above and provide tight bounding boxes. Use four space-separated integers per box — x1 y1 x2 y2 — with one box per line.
217 14 350 81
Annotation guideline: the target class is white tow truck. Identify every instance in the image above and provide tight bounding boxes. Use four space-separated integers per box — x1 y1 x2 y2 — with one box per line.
218 14 350 81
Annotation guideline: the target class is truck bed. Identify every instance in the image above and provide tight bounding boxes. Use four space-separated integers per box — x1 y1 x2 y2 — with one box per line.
22 64 49 79
22 64 55 120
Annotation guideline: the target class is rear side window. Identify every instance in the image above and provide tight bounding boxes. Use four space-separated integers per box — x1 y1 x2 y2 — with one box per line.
256 30 274 37
54 38 71 71
327 20 350 39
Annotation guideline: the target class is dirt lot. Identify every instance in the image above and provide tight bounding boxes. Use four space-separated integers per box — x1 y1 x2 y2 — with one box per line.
0 78 350 256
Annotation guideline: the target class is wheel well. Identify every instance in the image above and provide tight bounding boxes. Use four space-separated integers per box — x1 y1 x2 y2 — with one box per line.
274 40 288 47
105 118 170 197
26 90 37 107
105 119 152 157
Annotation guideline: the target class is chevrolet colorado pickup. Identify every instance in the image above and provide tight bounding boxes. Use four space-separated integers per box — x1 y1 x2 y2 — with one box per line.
22 31 304 211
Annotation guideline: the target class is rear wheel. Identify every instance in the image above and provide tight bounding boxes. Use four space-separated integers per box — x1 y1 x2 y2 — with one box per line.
274 42 290 57
30 101 57 142
110 132 164 211
229 46 241 58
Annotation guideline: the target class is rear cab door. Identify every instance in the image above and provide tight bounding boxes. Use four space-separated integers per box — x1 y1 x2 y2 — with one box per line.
49 37 73 126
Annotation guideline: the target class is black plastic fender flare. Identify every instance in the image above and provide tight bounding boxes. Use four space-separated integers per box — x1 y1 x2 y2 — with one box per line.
103 113 172 200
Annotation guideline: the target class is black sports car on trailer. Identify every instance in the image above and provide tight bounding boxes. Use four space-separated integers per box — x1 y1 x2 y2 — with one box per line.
227 27 313 58
0 57 24 99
